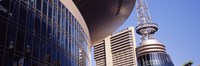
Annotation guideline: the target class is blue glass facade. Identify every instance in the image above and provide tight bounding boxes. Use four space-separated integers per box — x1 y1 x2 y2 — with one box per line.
0 0 90 66
137 52 174 66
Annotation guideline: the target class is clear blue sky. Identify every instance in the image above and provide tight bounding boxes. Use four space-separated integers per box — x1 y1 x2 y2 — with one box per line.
91 0 200 66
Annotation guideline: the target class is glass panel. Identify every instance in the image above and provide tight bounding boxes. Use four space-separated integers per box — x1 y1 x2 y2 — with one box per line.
48 4 53 20
41 19 47 38
27 9 35 31
10 2 19 23
66 18 68 33
48 23 52 40
0 50 3 66
65 36 68 52
32 61 38 66
40 41 46 60
46 43 51 63
16 28 25 52
60 34 64 49
57 31 60 47
36 0 41 11
61 53 65 66
25 32 33 56
52 46 56 65
42 0 47 15
0 22 7 46
33 37 40 58
58 12 61 27
35 15 41 34
24 58 31 66
29 0 35 7
56 50 61 66
53 26 56 44
3 50 13 66
19 6 27 27
53 8 57 24
0 0 10 18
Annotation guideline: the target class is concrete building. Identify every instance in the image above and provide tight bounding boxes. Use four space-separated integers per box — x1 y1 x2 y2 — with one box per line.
94 27 137 66
0 0 136 66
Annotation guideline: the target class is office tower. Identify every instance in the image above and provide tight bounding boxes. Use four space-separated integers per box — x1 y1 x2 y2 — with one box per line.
135 0 174 66
0 0 136 66
94 27 137 66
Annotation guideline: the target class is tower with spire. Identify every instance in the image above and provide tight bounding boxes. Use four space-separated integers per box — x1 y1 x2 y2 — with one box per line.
135 0 174 66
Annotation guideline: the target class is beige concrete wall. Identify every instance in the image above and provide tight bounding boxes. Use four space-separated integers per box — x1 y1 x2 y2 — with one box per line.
105 36 113 66
129 27 138 66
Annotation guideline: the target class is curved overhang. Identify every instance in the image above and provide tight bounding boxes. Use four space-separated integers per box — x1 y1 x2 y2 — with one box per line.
60 0 91 44
73 0 136 44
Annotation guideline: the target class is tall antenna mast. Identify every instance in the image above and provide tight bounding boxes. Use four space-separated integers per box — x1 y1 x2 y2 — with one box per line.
136 0 158 41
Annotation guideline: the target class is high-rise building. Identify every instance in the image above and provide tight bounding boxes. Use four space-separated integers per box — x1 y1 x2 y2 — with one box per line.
94 27 137 66
0 0 136 66
135 0 174 66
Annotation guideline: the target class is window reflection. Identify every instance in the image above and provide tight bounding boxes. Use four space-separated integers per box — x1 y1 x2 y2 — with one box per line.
0 0 90 66
137 52 174 66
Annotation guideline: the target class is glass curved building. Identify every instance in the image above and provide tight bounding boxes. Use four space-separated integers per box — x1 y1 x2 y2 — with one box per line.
136 40 174 66
0 0 136 66
0 0 91 66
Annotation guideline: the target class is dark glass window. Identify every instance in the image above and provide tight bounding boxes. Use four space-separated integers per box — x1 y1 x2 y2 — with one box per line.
58 12 61 27
48 23 52 40
61 53 65 66
66 9 68 17
11 3 19 23
29 0 35 7
54 0 58 7
71 42 75 56
42 0 47 15
65 36 68 52
53 8 57 24
0 0 10 18
52 46 56 65
6 24 17 48
40 41 46 60
66 18 68 33
58 1 61 9
3 50 13 66
33 37 40 58
46 43 51 63
62 14 65 30
56 50 61 66
24 59 31 66
53 27 56 44
25 32 33 54
61 34 65 49
19 6 27 27
32 61 39 66
27 9 35 31
35 15 41 34
0 50 3 65
16 28 25 52
41 19 47 38
48 4 53 20
0 22 7 46
36 0 41 11
57 32 60 47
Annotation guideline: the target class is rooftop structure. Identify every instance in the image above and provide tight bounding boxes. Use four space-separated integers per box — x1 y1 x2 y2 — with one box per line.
135 0 174 66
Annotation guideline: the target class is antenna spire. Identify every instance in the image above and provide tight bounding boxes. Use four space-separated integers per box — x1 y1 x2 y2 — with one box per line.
136 0 158 40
